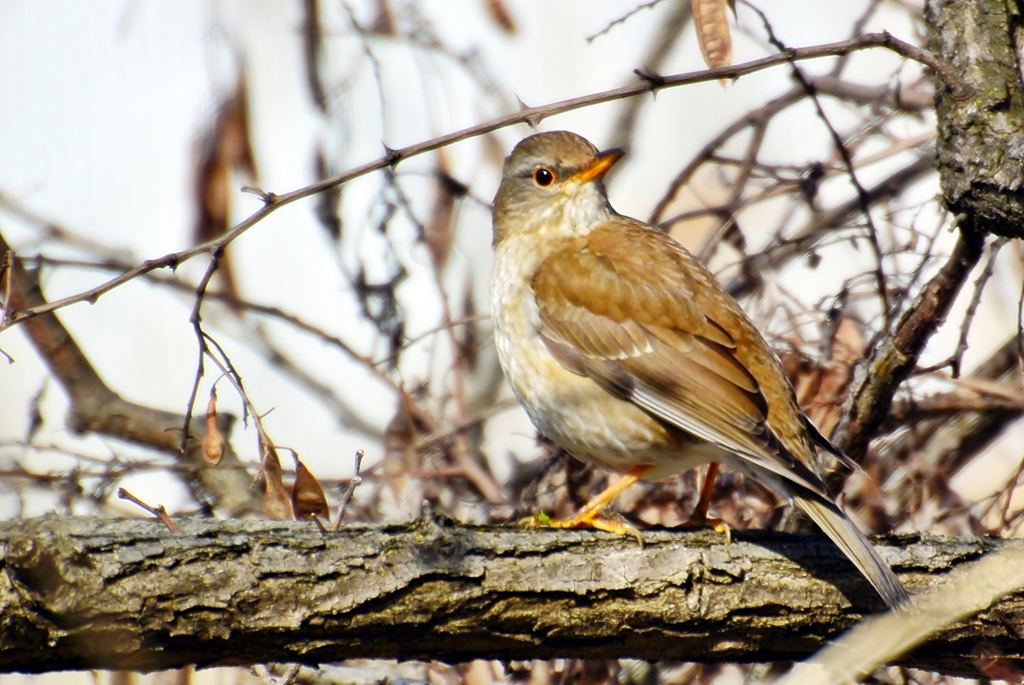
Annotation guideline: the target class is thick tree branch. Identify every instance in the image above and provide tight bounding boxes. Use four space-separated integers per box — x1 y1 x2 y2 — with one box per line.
0 517 1021 675
833 231 985 460
0 232 260 517
927 0 1024 239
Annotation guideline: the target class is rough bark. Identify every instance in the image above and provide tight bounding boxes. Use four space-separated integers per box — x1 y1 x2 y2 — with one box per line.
927 0 1024 238
1 517 1021 675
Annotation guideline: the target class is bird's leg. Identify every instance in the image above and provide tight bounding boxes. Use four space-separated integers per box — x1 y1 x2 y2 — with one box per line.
680 463 731 542
524 464 654 542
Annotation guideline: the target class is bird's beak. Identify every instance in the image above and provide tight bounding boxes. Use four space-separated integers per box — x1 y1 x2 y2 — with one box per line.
568 148 625 185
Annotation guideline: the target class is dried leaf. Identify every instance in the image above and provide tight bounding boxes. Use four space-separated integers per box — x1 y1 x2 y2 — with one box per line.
787 318 865 438
974 643 1024 683
426 150 460 270
458 288 479 371
261 447 292 520
202 389 224 466
193 71 258 299
291 455 329 521
812 319 863 436
302 0 327 112
25 383 45 443
693 0 732 71
483 0 516 34
370 0 394 35
314 148 343 240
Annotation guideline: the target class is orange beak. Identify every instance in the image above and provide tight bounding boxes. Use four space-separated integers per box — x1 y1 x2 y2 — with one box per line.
568 148 625 185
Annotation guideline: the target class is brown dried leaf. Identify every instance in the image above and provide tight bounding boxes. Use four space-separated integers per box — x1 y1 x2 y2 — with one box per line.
25 384 45 443
426 150 461 270
194 72 258 243
193 71 258 299
693 0 732 71
370 0 394 35
974 643 1024 684
261 447 292 521
291 455 329 521
483 0 516 34
458 288 479 371
314 148 343 240
789 319 865 438
810 319 864 435
202 389 224 466
302 0 327 112
378 391 433 518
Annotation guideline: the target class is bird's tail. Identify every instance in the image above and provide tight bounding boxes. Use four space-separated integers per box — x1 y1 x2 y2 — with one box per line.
792 491 910 610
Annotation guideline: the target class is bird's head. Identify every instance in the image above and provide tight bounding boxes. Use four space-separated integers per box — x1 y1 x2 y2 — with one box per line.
492 131 624 246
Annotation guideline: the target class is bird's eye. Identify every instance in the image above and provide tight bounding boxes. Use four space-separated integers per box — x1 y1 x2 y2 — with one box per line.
533 168 555 187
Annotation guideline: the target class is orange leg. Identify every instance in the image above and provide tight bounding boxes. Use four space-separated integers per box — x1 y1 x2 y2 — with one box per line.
695 462 719 521
682 463 730 542
524 464 654 542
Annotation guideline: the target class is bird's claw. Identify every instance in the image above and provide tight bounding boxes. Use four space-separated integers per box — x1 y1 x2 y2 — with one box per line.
680 515 731 545
520 511 644 546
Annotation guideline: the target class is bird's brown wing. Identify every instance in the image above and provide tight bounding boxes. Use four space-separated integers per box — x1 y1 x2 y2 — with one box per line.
533 217 828 497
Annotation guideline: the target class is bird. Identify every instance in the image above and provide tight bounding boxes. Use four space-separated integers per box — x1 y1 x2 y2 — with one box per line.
489 130 910 610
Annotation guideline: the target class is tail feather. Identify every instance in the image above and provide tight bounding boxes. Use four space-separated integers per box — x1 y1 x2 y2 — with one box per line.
793 492 910 610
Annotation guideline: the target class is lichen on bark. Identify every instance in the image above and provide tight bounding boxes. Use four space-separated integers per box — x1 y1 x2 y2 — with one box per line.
927 0 1024 237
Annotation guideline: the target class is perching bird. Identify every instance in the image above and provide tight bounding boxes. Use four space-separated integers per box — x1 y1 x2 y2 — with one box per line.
490 130 909 610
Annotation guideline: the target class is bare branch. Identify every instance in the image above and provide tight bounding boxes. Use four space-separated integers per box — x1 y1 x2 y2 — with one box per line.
2 32 955 330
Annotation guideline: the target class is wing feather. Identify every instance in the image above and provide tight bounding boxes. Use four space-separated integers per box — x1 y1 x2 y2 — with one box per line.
532 217 830 498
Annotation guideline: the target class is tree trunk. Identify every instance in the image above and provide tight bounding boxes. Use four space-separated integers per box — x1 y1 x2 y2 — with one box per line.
927 0 1024 238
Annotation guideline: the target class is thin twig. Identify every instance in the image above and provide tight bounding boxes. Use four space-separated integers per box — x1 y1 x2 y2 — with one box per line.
117 487 178 532
650 88 804 224
384 168 507 505
747 4 891 328
724 155 935 300
696 118 768 261
181 249 224 454
333 449 365 530
916 237 1006 377
586 0 666 42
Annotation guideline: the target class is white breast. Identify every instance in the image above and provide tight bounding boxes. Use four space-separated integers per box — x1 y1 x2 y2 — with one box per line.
490 233 689 474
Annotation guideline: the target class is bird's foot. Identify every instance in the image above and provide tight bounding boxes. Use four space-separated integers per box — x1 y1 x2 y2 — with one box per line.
679 514 731 545
521 510 644 546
